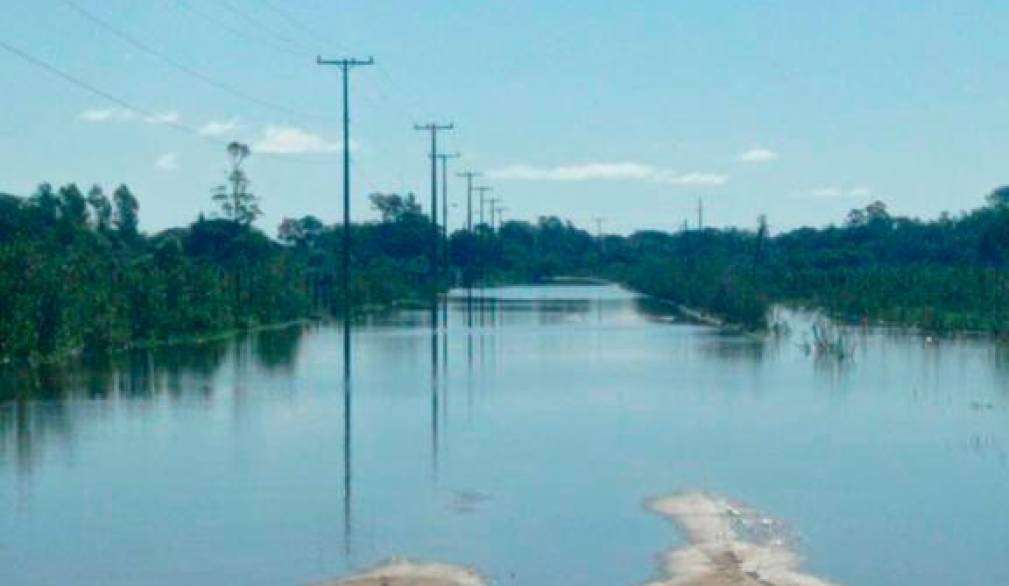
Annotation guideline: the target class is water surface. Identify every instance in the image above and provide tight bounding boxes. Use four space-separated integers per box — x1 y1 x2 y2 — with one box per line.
2 285 1008 585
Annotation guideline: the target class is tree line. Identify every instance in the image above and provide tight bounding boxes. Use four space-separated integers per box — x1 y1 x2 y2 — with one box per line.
5 142 1009 363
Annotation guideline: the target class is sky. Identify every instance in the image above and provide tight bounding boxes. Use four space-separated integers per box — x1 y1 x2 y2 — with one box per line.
2 0 1009 235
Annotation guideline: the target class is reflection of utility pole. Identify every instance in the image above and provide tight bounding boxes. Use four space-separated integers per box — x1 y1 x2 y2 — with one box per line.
414 122 454 283
456 171 481 233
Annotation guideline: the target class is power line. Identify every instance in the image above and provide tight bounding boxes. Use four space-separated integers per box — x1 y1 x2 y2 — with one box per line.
174 0 303 58
252 0 335 49
0 38 328 165
216 0 312 53
59 0 333 123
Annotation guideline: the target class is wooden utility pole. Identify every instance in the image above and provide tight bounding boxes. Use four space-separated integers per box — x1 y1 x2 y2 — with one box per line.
437 153 461 269
456 171 481 233
414 122 454 282
316 56 374 319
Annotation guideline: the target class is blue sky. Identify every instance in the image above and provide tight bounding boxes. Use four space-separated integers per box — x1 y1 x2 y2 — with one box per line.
2 0 1008 234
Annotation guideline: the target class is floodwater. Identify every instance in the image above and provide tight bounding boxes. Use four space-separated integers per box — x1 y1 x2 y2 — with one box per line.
2 284 1008 585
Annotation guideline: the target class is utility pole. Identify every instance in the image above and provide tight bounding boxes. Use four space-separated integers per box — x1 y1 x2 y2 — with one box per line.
316 53 373 559
495 205 508 230
473 186 493 289
593 217 605 239
414 123 454 283
697 197 704 230
474 186 493 228
437 153 461 270
487 197 500 232
316 56 374 320
456 171 481 233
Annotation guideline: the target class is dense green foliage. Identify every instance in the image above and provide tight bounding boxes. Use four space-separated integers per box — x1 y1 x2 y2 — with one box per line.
0 184 440 363
460 193 1009 333
6 166 1009 364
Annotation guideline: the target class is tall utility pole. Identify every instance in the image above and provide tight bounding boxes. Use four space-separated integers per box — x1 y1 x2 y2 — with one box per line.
697 197 704 230
475 186 493 228
316 56 374 319
437 153 461 269
316 54 373 559
414 123 454 283
456 171 481 233
593 217 605 239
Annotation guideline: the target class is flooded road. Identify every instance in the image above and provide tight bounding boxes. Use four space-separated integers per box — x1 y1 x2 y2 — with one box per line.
2 285 1008 585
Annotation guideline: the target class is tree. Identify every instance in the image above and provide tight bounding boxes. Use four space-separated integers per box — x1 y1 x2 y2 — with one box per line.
87 185 113 231
59 184 89 227
30 182 61 222
369 192 422 223
987 185 1009 207
213 141 261 225
113 185 139 236
278 215 324 247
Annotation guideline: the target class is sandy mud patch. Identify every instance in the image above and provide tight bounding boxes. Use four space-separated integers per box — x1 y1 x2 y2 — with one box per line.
318 559 487 586
646 492 838 586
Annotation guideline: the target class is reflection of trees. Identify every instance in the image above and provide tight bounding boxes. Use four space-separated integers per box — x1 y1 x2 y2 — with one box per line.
0 400 73 478
0 326 306 479
698 332 770 363
252 325 303 372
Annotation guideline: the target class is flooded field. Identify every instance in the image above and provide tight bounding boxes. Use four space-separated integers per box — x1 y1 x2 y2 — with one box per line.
2 285 1008 585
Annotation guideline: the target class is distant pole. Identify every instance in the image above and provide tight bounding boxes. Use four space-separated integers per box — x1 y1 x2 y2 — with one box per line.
473 186 493 287
496 206 508 230
457 171 481 233
487 197 500 232
316 56 374 319
475 186 493 227
437 153 461 270
697 197 704 230
414 123 454 284
593 217 605 239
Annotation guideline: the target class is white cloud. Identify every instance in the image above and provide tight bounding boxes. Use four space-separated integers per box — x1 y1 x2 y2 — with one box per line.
145 111 180 125
806 186 872 199
738 148 779 163
488 162 727 186
252 125 343 154
79 107 135 122
155 153 178 172
199 118 241 137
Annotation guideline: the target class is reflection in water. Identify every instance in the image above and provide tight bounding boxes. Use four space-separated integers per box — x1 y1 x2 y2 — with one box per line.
343 316 353 556
5 286 1009 586
253 325 303 372
430 296 441 481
